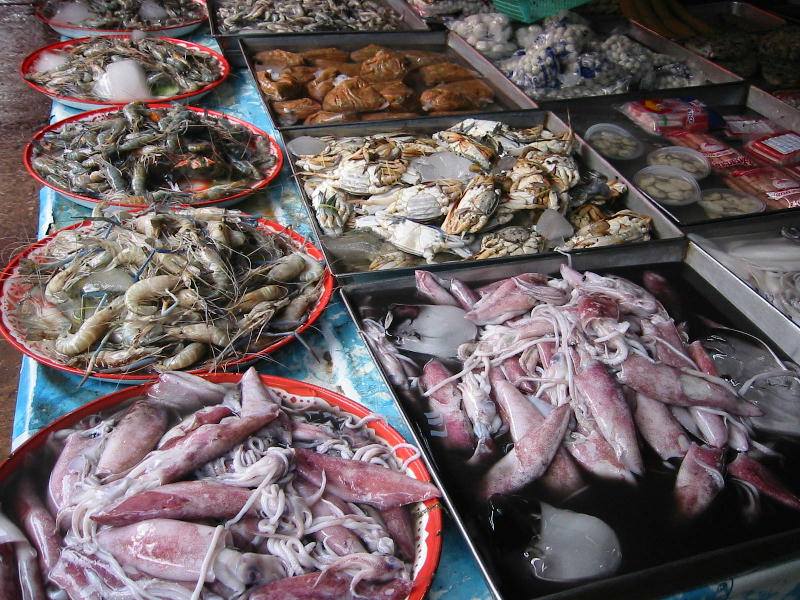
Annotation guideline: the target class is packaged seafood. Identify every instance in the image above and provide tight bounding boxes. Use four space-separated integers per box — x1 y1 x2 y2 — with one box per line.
584 123 643 160
618 98 718 135
342 256 800 600
0 369 442 598
634 165 701 206
446 10 728 103
25 102 282 208
242 32 535 129
646 146 710 179
722 115 781 141
21 36 229 110
36 0 207 35
743 131 800 167
665 131 757 174
285 112 681 277
724 167 800 210
0 207 333 382
698 188 764 219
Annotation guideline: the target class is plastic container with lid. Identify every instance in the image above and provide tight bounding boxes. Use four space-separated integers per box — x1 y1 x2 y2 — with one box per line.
647 146 711 180
633 165 701 206
698 188 765 219
584 123 643 160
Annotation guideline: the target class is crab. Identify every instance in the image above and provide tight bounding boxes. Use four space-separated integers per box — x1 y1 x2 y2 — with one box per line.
368 248 419 271
504 157 561 211
558 210 652 250
327 156 408 196
522 151 581 192
382 180 462 221
355 215 472 263
474 225 543 259
441 174 501 235
433 130 498 170
309 180 352 237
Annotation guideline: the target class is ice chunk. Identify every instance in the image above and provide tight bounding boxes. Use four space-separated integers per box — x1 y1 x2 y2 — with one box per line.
138 0 168 21
53 1 94 25
409 152 474 182
536 209 573 242
33 51 68 73
287 136 328 157
92 59 154 102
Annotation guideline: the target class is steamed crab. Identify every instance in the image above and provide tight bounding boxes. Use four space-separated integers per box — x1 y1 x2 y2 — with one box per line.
356 215 473 263
474 225 543 259
441 174 502 235
504 157 561 211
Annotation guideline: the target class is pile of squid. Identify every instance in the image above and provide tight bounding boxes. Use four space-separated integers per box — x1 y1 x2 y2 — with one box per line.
7 206 327 377
292 118 651 272
26 37 224 102
364 267 800 535
0 368 439 598
29 102 278 206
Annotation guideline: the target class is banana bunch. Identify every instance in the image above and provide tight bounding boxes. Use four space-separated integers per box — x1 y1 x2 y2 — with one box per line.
621 0 715 39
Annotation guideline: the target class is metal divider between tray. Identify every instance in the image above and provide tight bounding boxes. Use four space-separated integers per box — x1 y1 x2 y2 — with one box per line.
279 109 684 283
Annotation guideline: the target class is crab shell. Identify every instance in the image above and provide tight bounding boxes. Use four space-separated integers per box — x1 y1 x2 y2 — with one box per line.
442 174 501 235
559 210 652 250
310 180 352 236
330 157 408 195
505 158 560 211
524 152 581 192
383 180 462 221
433 130 498 170
474 225 543 259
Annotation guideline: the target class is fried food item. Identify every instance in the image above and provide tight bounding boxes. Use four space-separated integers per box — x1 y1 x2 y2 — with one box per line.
256 71 303 101
301 48 349 62
350 44 386 62
304 111 358 125
402 49 448 70
418 62 476 86
360 50 409 84
323 77 386 112
361 112 420 120
377 81 419 112
272 98 322 126
420 79 493 112
253 49 304 68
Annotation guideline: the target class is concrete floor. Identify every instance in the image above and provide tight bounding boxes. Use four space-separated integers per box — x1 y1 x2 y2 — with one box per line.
0 3 57 457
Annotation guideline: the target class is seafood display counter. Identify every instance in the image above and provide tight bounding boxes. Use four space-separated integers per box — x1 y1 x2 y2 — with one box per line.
340 251 800 600
240 31 536 128
547 83 800 227
207 0 428 67
9 15 800 600
283 110 683 281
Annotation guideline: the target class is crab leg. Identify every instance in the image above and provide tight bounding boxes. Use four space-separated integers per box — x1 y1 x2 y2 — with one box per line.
96 518 284 587
415 271 459 307
479 404 571 499
490 372 585 499
631 392 690 460
91 481 257 526
573 351 643 475
616 355 762 417
420 359 475 453
95 398 168 479
674 443 725 520
248 570 412 600
728 453 800 511
293 448 440 509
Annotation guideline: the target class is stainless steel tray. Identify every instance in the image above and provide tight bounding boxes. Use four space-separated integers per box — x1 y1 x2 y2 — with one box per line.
546 83 800 230
339 251 800 600
281 109 685 283
686 213 800 363
208 0 429 68
239 31 536 130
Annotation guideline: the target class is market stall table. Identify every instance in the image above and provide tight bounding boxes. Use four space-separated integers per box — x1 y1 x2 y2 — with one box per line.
10 29 800 600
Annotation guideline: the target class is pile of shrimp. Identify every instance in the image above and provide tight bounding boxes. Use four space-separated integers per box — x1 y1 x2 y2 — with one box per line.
5 206 328 378
0 368 439 599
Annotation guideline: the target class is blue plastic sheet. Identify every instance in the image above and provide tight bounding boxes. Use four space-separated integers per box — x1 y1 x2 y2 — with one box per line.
12 31 800 600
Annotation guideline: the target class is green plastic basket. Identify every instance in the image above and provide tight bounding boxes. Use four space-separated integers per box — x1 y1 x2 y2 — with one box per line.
492 0 592 22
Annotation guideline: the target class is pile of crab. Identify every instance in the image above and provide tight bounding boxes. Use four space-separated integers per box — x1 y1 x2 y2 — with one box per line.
292 118 652 271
